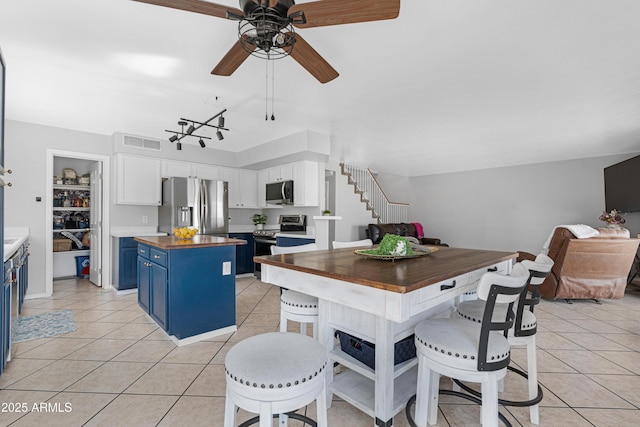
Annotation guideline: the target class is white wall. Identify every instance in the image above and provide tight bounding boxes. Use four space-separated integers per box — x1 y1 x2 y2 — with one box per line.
326 159 378 241
5 120 112 296
408 154 640 253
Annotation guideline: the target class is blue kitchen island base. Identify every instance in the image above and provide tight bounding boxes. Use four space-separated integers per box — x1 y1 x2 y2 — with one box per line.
135 235 246 345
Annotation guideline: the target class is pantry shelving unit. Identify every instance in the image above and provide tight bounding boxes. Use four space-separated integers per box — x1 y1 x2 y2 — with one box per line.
52 183 91 277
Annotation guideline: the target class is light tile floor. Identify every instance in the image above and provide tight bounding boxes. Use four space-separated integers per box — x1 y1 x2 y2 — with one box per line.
1 277 640 426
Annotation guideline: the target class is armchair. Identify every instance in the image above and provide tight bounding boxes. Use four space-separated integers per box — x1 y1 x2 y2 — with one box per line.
518 227 639 301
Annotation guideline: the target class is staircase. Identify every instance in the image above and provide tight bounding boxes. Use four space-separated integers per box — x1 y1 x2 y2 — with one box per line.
340 163 408 224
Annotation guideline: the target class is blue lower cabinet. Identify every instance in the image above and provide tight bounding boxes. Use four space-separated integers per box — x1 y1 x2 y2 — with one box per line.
137 249 151 313
276 237 315 247
150 262 168 330
137 243 236 340
1 262 10 374
229 233 254 274
118 237 138 290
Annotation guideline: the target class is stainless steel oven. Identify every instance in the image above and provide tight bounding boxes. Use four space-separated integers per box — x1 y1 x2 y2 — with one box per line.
253 230 277 279
253 215 307 279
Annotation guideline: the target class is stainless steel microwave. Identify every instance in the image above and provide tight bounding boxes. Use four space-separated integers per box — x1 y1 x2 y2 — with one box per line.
266 180 294 205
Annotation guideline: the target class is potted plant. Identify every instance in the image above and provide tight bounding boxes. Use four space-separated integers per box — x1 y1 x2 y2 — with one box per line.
322 209 332 216
252 213 267 230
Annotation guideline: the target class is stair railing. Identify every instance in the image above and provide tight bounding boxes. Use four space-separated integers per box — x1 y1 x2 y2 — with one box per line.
341 163 408 223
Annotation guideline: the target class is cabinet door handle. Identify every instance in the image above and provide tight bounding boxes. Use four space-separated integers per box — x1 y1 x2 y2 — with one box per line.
440 280 456 291
153 255 160 259
487 267 498 272
140 249 146 254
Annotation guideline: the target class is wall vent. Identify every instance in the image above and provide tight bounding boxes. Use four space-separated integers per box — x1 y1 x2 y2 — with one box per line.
123 135 161 151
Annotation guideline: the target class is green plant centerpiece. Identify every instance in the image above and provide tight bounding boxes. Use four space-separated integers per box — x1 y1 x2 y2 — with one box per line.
252 213 267 225
362 234 414 256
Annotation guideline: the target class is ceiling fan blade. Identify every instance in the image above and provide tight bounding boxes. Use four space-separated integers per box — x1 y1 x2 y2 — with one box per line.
289 33 339 84
211 38 254 76
290 0 400 28
132 0 243 19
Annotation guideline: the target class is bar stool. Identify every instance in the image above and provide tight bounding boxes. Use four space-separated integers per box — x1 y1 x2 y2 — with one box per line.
412 263 530 427
224 332 328 427
271 244 319 338
454 254 553 425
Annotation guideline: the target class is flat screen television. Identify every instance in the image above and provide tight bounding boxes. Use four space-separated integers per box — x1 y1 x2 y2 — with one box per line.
604 154 640 213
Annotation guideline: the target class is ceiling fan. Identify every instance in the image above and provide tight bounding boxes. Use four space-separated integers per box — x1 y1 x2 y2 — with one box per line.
132 0 401 83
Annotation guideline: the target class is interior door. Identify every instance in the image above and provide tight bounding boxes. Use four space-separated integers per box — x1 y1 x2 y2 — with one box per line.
89 161 102 286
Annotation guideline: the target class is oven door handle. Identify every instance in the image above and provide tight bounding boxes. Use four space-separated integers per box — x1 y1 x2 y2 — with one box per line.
254 238 277 245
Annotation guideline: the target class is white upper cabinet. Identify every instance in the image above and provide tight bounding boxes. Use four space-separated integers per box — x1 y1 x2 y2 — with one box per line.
193 164 222 181
116 154 162 206
223 167 258 208
293 161 319 207
258 161 319 207
161 160 193 178
268 164 294 182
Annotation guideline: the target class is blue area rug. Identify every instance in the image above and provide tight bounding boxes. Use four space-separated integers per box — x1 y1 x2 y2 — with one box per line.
12 310 77 343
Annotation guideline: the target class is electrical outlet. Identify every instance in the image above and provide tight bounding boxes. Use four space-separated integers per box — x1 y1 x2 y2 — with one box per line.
222 261 231 276
142 215 149 224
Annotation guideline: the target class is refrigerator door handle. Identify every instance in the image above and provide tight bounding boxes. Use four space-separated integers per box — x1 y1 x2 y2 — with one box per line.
202 180 209 234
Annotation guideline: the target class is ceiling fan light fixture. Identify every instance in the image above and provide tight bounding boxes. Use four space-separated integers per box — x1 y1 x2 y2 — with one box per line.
216 130 224 141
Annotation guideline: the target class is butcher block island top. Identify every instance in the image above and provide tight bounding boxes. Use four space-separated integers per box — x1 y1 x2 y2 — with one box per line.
256 246 517 293
134 235 246 250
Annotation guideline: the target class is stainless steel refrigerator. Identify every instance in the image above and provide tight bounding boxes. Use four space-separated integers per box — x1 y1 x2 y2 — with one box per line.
159 177 229 235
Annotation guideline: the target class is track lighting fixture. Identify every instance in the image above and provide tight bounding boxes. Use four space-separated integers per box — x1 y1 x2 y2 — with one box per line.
164 109 228 150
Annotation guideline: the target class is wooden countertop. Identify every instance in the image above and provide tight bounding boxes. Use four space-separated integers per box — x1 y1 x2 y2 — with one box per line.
256 246 517 293
135 235 247 250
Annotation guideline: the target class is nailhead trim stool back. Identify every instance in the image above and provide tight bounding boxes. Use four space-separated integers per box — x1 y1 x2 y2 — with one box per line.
412 263 530 427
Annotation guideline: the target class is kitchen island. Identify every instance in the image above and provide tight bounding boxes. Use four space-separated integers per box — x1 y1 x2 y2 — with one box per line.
135 235 246 346
257 246 517 427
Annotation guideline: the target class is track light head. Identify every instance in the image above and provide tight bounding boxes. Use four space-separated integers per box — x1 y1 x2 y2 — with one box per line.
168 134 178 142
218 115 225 128
216 130 224 141
176 142 182 151
199 139 206 148
186 124 195 135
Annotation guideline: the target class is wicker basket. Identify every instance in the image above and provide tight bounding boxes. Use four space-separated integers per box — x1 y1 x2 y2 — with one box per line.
336 331 416 369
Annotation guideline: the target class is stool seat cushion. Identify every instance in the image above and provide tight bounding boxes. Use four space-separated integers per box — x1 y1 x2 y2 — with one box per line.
456 300 537 332
415 318 510 371
225 332 327 392
281 290 319 315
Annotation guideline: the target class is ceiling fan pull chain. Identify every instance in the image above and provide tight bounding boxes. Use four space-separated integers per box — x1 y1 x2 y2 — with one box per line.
271 59 276 121
265 56 269 121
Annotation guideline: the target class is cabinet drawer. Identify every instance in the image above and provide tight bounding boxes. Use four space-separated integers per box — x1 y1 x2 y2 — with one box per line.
149 248 168 267
137 244 151 259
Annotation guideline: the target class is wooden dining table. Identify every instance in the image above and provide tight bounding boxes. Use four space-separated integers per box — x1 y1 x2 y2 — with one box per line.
256 246 517 427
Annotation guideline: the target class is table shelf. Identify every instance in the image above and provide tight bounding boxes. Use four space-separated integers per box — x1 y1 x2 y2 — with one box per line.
330 366 418 419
